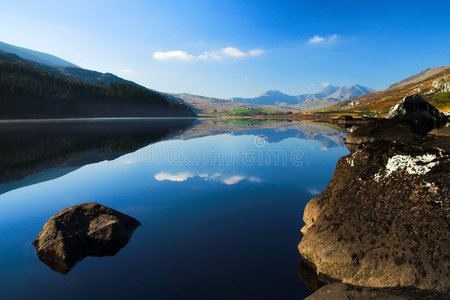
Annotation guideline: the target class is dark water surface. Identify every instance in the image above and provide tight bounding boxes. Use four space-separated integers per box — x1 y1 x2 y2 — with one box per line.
0 119 348 299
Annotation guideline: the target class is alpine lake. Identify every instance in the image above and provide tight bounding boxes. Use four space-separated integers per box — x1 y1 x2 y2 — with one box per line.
0 118 349 299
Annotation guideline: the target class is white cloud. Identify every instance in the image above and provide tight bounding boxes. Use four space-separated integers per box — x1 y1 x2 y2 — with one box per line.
309 35 325 44
249 49 265 56
221 46 246 57
308 34 338 44
222 175 245 185
242 77 249 81
120 69 133 74
198 51 221 60
154 172 194 182
322 82 330 87
153 50 195 61
153 47 264 62
199 47 263 60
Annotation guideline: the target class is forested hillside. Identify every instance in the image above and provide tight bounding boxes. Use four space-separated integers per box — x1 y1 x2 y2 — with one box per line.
0 52 195 118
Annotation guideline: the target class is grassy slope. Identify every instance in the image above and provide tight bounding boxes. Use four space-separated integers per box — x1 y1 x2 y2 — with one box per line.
228 108 289 115
321 68 450 116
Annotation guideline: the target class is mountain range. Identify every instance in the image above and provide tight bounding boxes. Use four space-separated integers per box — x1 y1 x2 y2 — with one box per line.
174 84 376 114
231 84 375 105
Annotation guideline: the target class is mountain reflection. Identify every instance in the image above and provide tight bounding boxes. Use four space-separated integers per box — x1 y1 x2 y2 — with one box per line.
0 118 346 195
0 118 194 194
175 119 347 148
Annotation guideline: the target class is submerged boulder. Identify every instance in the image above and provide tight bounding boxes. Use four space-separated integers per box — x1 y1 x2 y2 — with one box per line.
299 121 450 292
386 94 447 134
32 202 141 274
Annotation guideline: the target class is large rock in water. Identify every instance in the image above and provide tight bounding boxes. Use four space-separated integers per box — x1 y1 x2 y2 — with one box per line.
386 94 447 134
298 122 450 292
32 202 141 274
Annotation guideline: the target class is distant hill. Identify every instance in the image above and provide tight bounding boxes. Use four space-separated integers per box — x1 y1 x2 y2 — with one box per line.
232 90 301 105
326 85 375 100
0 50 195 118
230 84 375 106
174 83 375 114
172 92 297 114
326 66 450 115
0 41 78 68
0 44 138 87
388 66 449 89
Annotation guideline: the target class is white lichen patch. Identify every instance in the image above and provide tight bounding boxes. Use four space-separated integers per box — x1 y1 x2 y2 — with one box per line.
346 155 355 167
373 173 382 182
373 154 438 182
422 181 440 197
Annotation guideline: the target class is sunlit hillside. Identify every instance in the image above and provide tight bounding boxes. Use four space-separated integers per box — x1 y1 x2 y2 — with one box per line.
324 66 450 115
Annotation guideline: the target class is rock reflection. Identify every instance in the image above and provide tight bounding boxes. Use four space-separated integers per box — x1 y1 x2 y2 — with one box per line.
297 260 328 293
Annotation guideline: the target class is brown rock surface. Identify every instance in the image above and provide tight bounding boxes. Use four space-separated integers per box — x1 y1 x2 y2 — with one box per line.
306 283 448 300
386 94 448 134
32 202 141 274
299 119 449 292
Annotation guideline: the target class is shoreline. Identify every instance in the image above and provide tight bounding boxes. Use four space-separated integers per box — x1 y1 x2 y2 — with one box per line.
0 116 199 123
298 96 449 297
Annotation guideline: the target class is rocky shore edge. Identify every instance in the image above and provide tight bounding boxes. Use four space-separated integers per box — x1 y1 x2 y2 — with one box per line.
299 95 449 298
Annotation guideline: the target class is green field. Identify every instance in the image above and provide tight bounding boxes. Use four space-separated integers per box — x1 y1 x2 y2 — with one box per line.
229 119 279 125
227 108 291 116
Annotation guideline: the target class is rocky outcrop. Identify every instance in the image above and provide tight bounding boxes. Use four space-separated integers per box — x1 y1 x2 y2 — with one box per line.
344 95 448 151
299 135 449 292
429 75 450 94
343 119 415 152
32 202 141 274
299 98 449 294
331 115 374 127
306 283 449 300
386 94 447 134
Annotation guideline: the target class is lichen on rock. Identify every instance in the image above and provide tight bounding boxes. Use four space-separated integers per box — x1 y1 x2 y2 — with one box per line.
373 153 439 182
299 97 449 294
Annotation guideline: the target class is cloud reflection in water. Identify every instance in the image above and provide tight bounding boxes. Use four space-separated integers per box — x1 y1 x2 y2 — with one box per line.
154 172 262 185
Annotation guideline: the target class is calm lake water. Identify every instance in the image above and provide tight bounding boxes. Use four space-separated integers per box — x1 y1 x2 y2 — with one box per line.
0 119 348 299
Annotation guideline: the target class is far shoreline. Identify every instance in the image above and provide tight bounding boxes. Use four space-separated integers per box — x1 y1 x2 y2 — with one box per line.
0 116 199 123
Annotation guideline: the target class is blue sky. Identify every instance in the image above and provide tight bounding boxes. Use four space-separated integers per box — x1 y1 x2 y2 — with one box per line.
0 0 449 98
